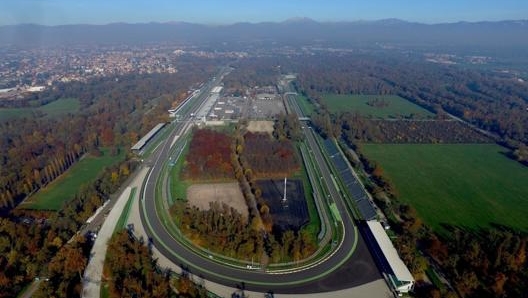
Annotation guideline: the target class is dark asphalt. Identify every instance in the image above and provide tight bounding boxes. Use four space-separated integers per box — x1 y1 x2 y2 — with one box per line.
139 77 381 293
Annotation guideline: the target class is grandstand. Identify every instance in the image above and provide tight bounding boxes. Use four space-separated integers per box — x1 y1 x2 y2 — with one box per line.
322 139 377 220
362 220 415 295
317 137 414 295
131 123 166 153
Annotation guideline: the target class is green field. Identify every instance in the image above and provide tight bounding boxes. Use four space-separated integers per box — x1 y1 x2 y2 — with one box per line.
0 98 80 121
362 143 528 232
322 94 434 119
296 94 316 116
21 148 125 210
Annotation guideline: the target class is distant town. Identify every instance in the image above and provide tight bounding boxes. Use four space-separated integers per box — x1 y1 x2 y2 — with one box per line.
0 44 249 100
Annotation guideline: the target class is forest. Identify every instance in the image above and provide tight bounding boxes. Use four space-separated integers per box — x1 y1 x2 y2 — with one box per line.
102 229 209 297
0 159 138 298
284 52 528 297
181 129 234 181
223 57 283 92
171 200 315 264
292 53 528 159
313 110 492 144
242 131 299 178
0 59 215 213
102 230 208 298
0 58 216 297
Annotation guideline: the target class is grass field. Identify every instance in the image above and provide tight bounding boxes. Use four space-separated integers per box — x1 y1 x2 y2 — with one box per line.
21 148 125 210
38 98 80 117
0 98 80 121
296 94 316 116
321 94 434 119
362 143 528 233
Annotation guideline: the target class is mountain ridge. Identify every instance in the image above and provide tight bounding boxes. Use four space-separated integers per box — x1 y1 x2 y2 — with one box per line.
1 19 527 49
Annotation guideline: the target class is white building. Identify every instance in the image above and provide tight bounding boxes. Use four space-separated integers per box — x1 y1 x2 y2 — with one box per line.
211 86 223 94
366 220 415 294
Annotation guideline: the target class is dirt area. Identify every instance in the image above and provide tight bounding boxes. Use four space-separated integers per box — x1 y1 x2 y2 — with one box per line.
187 183 248 218
246 120 274 134
249 98 285 119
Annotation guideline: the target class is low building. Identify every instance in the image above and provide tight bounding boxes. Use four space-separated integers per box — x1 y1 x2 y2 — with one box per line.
131 123 166 153
363 220 415 295
27 86 45 92
211 86 223 94
256 93 277 100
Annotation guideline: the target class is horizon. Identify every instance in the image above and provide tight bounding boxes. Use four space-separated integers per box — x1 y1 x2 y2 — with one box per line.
1 0 527 26
3 17 528 28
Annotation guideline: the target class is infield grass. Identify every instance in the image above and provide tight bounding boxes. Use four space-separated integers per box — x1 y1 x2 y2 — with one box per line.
322 94 434 119
361 143 528 233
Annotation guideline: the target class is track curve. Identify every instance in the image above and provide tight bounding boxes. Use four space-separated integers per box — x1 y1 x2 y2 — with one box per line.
138 74 380 293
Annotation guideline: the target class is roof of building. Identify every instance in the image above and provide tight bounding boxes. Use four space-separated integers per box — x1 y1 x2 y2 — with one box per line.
131 123 166 151
366 220 414 282
211 86 223 93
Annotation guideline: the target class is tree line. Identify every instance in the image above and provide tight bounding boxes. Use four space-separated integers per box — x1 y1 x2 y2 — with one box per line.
309 109 492 145
292 52 528 161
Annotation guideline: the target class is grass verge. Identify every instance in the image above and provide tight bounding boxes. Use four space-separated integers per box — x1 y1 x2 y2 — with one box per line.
113 187 137 234
293 143 320 238
296 94 315 116
169 135 192 201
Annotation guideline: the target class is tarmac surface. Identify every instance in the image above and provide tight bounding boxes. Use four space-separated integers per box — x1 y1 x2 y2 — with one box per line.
126 165 393 297
80 70 393 297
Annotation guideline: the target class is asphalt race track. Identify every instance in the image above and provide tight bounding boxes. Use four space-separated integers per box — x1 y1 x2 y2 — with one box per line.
139 74 381 293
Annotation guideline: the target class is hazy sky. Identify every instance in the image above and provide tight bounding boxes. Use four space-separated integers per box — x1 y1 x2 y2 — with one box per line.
1 0 527 26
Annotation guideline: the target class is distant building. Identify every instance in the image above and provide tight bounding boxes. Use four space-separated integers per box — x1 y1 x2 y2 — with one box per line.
256 93 276 100
27 86 45 92
211 86 223 94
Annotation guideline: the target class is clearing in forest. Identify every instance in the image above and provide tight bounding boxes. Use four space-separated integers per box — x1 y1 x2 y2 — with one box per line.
0 98 80 121
186 183 248 218
20 148 125 210
362 143 528 233
322 94 434 119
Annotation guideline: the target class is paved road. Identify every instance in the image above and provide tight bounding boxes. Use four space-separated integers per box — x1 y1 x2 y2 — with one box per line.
18 280 41 298
82 186 134 297
138 77 384 294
